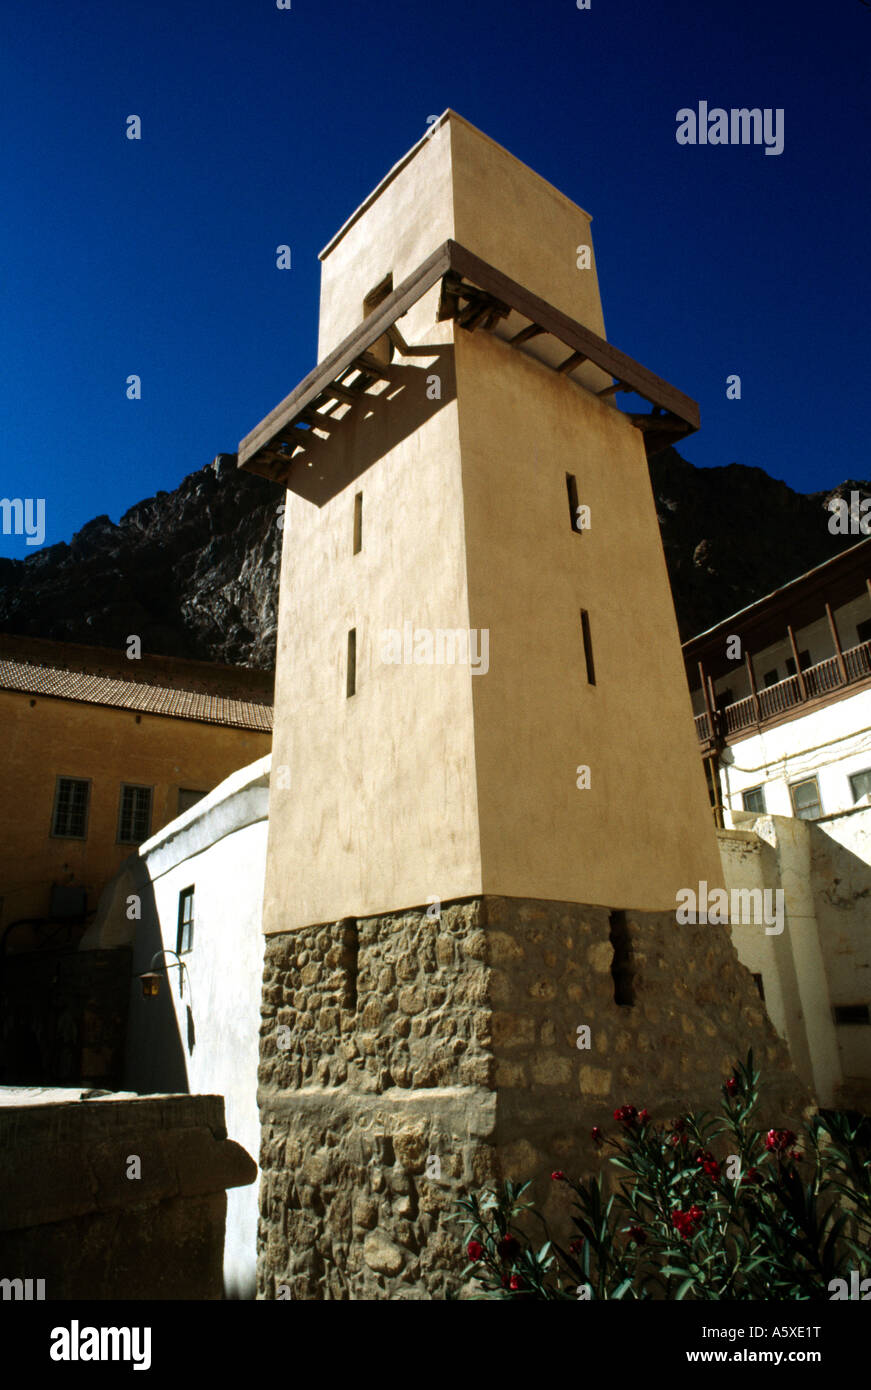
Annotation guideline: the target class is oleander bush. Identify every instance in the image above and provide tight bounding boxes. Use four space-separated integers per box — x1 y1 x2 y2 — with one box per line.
455 1052 871 1300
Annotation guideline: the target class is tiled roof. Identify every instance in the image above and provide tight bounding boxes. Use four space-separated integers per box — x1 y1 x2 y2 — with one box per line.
0 657 273 732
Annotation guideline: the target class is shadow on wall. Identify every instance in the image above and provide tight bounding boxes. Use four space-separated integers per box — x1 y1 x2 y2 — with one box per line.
84 854 190 1095
288 346 457 506
810 822 871 1110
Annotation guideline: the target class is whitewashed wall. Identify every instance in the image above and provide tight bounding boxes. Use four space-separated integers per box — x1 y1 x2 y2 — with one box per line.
122 755 270 1299
719 687 871 820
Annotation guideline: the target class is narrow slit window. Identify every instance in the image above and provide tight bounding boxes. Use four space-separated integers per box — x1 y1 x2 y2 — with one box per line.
566 473 581 533
346 628 357 698
363 273 393 316
609 910 634 1006
580 609 596 685
353 492 363 554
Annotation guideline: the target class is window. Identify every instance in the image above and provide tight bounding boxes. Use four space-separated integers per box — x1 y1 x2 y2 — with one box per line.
580 609 596 686
832 1004 870 1026
849 769 871 804
347 628 357 698
353 492 363 555
566 473 582 533
785 650 810 676
117 784 152 844
742 786 766 814
715 688 733 710
178 788 207 815
762 668 779 687
857 618 871 645
51 777 90 839
177 887 195 955
790 776 822 821
363 273 393 316
752 973 765 1002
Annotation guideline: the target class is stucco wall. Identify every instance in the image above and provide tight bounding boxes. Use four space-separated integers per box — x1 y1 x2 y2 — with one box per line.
719 812 871 1108
456 326 722 908
117 757 270 1298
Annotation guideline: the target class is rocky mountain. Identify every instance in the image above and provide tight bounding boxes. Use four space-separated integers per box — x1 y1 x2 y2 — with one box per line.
0 450 867 669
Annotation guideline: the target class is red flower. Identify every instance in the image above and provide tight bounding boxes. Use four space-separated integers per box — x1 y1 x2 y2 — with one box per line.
467 1240 484 1262
509 1274 524 1291
591 1126 604 1145
765 1129 797 1153
694 1149 720 1180
569 1236 585 1255
628 1225 646 1244
613 1104 639 1126
740 1166 760 1185
671 1205 704 1239
672 1117 686 1132
725 1077 740 1097
639 1108 650 1125
551 1170 566 1181
669 1131 689 1147
498 1234 520 1261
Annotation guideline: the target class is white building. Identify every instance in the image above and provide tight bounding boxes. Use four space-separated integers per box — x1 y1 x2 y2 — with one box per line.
684 537 871 1109
82 755 270 1298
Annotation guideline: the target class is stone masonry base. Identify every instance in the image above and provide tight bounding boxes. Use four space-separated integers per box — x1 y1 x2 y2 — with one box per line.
256 896 810 1299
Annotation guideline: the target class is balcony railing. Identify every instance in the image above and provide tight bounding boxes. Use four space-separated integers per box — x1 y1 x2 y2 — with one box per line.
694 639 871 745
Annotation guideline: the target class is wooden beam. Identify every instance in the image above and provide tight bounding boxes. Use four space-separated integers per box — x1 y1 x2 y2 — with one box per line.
825 602 848 683
237 240 452 469
509 323 545 346
351 352 394 380
597 381 623 398
786 624 808 700
238 237 700 480
744 649 762 723
446 240 700 430
316 381 360 406
556 350 587 374
699 661 716 739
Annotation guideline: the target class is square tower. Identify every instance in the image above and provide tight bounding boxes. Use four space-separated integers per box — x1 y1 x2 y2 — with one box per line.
242 113 804 1300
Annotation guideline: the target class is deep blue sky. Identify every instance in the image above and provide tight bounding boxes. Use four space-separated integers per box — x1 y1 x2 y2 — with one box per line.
1 0 869 557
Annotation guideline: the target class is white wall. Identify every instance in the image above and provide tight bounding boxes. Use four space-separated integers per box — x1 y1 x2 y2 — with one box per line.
122 756 270 1299
719 809 871 1109
720 686 871 820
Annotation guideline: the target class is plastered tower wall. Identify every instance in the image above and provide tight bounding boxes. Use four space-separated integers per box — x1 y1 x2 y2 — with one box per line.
255 114 807 1300
263 113 720 932
455 325 721 906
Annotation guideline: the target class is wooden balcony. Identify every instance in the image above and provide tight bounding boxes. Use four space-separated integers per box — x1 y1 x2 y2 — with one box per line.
694 639 871 748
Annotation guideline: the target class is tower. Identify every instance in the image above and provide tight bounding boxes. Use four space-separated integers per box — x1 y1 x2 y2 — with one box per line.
241 113 804 1299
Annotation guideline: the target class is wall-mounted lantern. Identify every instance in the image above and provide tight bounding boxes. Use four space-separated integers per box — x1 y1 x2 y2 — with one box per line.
138 949 186 1000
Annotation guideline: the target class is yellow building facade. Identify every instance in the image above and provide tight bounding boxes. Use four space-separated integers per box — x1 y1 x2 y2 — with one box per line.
0 636 272 939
